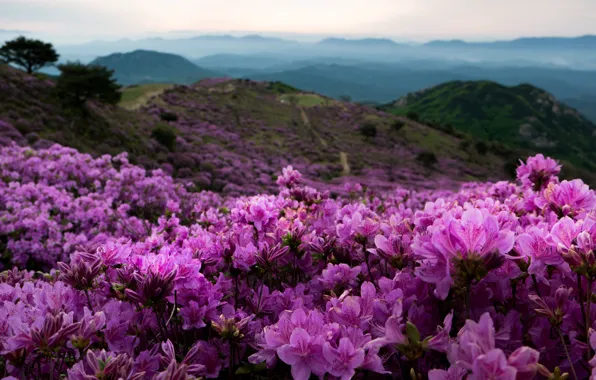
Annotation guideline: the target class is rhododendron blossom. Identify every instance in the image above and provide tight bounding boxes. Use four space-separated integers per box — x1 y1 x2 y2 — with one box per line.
0 144 595 379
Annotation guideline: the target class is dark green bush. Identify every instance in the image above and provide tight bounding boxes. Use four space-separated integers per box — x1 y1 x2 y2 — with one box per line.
391 120 405 132
406 111 420 121
151 125 177 151
416 151 438 168
359 123 377 138
475 141 488 155
159 112 178 122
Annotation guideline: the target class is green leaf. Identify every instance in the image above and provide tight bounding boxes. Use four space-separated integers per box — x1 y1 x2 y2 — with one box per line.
235 362 267 375
406 321 421 344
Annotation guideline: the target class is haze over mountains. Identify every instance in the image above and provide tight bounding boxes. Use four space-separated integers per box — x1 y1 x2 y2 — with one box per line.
3 29 596 188
51 33 596 124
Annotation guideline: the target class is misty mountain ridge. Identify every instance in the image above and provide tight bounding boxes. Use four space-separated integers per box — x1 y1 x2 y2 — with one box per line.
90 50 221 85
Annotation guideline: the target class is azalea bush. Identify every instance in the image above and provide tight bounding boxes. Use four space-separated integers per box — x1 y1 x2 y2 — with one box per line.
1 145 596 380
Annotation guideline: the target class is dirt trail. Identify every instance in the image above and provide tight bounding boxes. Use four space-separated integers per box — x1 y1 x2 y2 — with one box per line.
340 152 350 175
300 108 328 147
122 85 174 110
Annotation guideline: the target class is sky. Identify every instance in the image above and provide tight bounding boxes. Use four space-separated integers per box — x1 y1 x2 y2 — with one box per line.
1 0 595 44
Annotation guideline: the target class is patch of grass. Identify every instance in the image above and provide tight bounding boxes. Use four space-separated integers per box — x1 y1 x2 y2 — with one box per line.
279 93 329 107
268 81 300 94
119 84 174 109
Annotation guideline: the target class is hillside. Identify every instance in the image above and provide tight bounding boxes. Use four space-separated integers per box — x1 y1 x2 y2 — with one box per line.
563 95 596 122
90 50 221 85
382 80 596 177
0 65 513 195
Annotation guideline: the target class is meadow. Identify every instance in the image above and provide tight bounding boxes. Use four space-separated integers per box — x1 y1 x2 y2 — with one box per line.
0 142 595 379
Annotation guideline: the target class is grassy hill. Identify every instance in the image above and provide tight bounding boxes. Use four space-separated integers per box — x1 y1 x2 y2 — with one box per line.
381 80 596 179
0 65 516 195
90 50 221 85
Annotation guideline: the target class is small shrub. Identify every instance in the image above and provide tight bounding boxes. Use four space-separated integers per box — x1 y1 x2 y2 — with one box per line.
475 141 488 155
391 120 405 132
416 151 438 168
406 111 420 122
359 123 377 139
151 125 177 151
159 112 178 122
459 139 471 151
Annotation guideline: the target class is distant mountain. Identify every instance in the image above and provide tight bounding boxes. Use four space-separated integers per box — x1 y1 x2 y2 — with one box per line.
194 54 289 69
563 95 596 123
317 38 401 47
90 50 221 85
382 80 596 174
57 35 300 58
425 35 596 49
245 62 596 117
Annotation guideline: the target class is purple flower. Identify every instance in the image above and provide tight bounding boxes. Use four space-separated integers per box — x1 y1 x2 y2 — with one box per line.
516 154 560 191
323 337 365 380
471 349 517 380
540 179 596 217
277 328 329 380
516 226 567 275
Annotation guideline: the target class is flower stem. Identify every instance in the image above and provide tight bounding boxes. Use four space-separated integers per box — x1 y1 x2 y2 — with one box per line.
362 243 377 289
465 284 472 320
84 289 94 313
531 274 543 298
556 327 579 380
229 342 236 380
587 278 593 357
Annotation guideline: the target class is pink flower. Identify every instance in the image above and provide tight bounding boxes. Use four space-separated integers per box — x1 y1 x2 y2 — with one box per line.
427 311 454 352
471 349 517 380
516 154 560 191
323 337 365 380
540 179 596 217
428 366 467 380
516 226 567 275
365 316 406 349
277 328 329 380
507 346 540 380
449 313 495 370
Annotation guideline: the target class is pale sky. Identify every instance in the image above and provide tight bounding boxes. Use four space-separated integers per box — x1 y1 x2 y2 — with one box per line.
1 0 595 43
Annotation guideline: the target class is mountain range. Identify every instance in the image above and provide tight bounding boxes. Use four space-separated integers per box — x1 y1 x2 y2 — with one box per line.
52 34 596 70
90 50 221 85
2 63 596 193
78 49 596 123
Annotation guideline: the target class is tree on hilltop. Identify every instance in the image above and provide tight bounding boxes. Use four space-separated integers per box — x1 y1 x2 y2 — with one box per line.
56 62 122 107
0 36 59 74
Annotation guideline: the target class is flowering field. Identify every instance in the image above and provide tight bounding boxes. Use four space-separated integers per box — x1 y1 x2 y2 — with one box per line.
1 143 596 380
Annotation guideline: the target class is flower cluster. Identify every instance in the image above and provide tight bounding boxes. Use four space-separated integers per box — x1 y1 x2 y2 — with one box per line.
0 149 595 380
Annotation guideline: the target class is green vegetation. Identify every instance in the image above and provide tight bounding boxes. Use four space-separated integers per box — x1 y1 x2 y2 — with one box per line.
416 151 438 168
0 36 59 74
267 81 299 94
0 64 158 161
56 62 122 107
119 84 174 109
382 80 596 174
359 123 377 138
279 93 328 107
159 111 179 122
91 50 220 86
151 125 177 151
